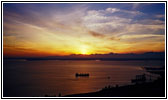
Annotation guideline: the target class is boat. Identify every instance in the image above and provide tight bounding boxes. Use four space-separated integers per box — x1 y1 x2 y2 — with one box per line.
75 73 89 77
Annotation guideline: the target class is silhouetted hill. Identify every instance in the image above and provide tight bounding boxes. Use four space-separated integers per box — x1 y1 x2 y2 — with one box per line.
65 78 165 97
4 52 165 61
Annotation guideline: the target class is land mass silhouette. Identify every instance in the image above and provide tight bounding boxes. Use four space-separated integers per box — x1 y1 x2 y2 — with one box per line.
4 52 165 61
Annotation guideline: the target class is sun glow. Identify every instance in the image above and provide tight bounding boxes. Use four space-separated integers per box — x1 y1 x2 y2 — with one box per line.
80 46 90 55
81 49 87 55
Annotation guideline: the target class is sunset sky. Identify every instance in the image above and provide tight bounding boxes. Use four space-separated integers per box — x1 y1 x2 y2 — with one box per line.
3 3 165 57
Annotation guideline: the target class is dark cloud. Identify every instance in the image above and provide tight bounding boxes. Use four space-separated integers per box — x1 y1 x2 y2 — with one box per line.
88 31 121 41
88 31 105 38
109 36 121 41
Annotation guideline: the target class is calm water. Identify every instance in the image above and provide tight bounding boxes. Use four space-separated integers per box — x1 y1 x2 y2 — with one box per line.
3 60 164 97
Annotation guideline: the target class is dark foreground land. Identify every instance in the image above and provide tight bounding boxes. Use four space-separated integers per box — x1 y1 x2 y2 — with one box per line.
64 71 165 97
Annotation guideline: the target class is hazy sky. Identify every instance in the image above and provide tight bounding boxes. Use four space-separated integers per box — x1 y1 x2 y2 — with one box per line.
3 3 165 57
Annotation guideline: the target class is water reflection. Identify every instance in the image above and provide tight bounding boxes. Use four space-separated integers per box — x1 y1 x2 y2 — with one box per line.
3 60 164 97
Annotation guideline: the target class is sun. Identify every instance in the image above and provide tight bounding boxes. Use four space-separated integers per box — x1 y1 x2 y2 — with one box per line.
80 46 90 55
81 49 87 55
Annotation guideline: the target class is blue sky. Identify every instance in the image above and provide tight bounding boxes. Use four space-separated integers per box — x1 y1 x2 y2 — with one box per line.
4 3 165 16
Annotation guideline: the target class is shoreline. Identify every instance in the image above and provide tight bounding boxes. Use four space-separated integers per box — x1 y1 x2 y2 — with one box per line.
63 69 165 97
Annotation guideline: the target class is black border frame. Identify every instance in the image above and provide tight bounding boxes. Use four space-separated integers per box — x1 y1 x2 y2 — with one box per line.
1 1 167 99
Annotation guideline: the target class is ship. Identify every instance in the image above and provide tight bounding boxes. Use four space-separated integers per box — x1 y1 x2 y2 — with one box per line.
75 73 89 77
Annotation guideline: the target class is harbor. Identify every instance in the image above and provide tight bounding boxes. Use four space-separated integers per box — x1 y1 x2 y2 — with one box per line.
65 66 165 97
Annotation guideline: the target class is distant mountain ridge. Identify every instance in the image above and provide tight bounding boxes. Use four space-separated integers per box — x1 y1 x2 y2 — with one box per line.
4 52 165 61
